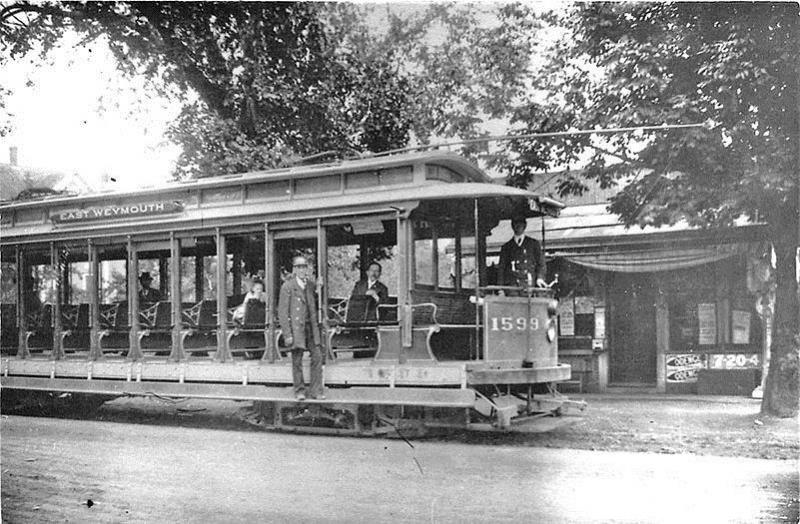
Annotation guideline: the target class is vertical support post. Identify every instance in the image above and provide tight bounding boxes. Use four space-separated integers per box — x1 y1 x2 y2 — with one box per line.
397 212 410 363
61 250 70 304
317 218 331 362
474 198 482 361
169 232 184 361
51 242 63 360
716 264 731 348
541 215 546 254
88 239 101 360
408 219 416 286
454 222 462 293
655 279 669 393
232 251 242 296
431 226 439 291
16 247 28 359
476 213 487 287
359 237 369 278
127 237 142 360
263 222 277 362
194 254 204 302
158 255 168 295
215 228 229 362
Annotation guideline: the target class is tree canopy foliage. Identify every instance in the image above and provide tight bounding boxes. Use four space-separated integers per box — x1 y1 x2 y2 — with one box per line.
1 1 540 177
506 2 798 416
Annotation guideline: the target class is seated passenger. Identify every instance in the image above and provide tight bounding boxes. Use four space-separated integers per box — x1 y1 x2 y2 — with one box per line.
25 288 43 312
138 272 163 303
349 262 388 321
233 279 266 323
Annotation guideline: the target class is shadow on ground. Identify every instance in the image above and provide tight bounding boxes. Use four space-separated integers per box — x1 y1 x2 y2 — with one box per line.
2 392 797 459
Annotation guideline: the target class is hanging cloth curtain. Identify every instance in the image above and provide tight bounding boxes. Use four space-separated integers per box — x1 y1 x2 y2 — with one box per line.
558 243 748 273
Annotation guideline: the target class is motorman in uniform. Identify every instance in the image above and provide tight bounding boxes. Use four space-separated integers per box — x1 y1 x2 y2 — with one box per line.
278 255 324 401
498 216 547 290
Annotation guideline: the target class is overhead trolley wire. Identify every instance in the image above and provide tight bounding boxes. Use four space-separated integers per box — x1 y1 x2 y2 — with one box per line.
361 122 709 160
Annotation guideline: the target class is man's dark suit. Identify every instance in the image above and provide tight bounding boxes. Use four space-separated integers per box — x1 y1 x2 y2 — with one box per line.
278 277 322 396
139 287 162 303
498 236 546 287
349 279 389 321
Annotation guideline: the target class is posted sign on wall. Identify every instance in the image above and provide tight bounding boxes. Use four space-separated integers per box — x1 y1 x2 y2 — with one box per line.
558 299 575 336
698 303 716 345
731 310 751 344
666 353 707 383
708 353 760 369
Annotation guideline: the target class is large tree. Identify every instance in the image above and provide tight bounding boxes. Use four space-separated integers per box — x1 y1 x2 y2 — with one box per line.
502 2 798 416
1 2 541 177
1 2 365 176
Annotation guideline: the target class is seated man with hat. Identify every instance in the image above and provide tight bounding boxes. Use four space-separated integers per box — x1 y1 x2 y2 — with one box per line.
138 272 163 303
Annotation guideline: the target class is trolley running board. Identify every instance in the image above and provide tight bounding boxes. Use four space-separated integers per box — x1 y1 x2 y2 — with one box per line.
0 376 477 408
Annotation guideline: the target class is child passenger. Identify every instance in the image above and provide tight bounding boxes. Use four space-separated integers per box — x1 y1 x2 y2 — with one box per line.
233 279 266 323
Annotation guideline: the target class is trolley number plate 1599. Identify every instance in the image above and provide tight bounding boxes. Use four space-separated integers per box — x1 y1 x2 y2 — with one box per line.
489 317 540 331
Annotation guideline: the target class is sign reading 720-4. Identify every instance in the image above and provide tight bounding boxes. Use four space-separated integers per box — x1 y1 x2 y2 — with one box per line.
51 201 184 224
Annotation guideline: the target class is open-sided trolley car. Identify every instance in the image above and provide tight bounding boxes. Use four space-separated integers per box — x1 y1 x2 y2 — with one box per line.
0 152 581 434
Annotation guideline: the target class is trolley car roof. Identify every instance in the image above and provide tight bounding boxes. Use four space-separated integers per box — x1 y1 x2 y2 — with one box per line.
0 151 563 244
0 151 489 210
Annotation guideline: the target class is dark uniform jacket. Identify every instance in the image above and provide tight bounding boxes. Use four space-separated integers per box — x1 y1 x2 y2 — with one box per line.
498 235 546 287
349 279 389 321
278 277 320 350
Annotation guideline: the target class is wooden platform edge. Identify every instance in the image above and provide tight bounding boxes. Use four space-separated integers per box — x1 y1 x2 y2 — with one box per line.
0 376 477 408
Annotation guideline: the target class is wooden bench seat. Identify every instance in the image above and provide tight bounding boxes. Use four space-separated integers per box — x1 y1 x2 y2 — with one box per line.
24 304 53 354
180 300 218 355
61 304 90 353
137 301 172 354
98 302 129 354
410 290 479 361
0 303 17 355
227 299 267 358
328 296 399 359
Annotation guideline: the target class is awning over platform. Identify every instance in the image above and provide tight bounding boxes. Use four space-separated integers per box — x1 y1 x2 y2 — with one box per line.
555 243 748 273
468 203 766 274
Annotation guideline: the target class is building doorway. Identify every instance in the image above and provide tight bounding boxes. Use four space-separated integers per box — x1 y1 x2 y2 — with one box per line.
609 272 657 384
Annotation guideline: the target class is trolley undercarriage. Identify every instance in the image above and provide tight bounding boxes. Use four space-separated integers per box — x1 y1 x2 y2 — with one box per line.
0 358 584 435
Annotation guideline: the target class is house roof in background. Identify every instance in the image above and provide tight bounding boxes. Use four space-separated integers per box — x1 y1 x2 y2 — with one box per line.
0 163 91 201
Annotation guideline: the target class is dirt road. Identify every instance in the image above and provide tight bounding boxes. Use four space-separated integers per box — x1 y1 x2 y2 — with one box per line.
2 414 797 523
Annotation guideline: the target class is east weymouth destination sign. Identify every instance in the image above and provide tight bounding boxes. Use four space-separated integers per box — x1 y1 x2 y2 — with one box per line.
51 201 184 224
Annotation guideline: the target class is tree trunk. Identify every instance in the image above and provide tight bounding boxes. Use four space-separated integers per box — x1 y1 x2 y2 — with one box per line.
761 236 799 417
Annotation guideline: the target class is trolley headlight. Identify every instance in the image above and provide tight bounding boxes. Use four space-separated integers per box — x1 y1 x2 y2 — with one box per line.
546 319 557 342
547 299 559 317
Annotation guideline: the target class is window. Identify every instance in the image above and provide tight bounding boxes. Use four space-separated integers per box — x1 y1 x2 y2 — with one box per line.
69 262 90 304
295 175 341 196
201 187 241 205
99 260 126 304
0 261 17 303
345 171 378 190
426 165 463 183
247 180 291 200
379 166 413 185
414 219 434 286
